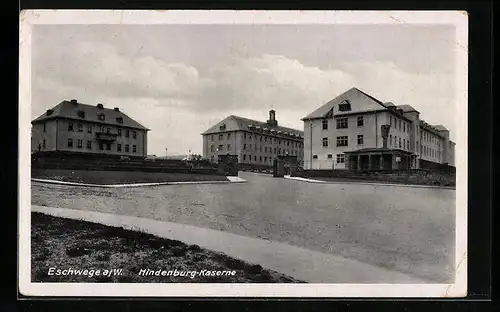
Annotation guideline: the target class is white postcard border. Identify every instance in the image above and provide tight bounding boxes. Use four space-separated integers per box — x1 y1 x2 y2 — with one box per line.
19 10 468 298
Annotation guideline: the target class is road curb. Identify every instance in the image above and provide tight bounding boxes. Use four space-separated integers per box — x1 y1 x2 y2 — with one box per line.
31 176 247 188
283 175 455 190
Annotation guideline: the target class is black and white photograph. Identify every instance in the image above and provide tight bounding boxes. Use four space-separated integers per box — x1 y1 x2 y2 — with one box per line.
19 10 468 297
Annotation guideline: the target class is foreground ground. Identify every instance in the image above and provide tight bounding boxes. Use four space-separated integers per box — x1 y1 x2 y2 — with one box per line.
32 169 228 184
31 212 302 283
32 171 456 283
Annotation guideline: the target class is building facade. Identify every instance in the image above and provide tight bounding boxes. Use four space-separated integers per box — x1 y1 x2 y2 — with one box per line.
302 87 455 170
31 99 149 158
201 110 304 168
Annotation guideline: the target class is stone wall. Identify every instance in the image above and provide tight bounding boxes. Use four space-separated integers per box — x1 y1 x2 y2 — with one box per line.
301 169 456 187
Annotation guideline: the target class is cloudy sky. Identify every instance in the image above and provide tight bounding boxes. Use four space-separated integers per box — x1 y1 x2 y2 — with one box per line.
31 24 458 156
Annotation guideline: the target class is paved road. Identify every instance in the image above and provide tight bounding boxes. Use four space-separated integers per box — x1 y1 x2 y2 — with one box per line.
31 172 455 283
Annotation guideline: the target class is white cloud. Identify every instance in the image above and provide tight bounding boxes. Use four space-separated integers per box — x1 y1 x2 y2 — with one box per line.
32 47 457 155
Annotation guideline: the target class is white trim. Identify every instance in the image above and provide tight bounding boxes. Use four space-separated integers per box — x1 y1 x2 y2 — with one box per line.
31 177 247 188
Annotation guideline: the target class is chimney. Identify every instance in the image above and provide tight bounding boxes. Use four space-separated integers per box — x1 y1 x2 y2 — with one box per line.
97 103 104 109
114 107 120 111
70 99 78 105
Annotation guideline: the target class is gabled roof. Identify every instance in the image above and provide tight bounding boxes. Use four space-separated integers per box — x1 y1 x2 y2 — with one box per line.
31 100 149 130
302 87 388 120
202 115 304 137
432 125 448 132
396 104 420 113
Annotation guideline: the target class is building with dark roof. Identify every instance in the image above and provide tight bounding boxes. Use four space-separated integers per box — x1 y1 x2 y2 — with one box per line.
201 110 304 168
302 87 455 170
31 99 149 158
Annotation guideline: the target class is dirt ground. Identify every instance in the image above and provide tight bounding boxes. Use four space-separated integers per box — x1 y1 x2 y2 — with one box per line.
32 169 228 184
31 212 303 283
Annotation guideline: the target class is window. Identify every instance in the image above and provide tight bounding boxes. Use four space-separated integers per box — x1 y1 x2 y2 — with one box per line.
107 127 111 133
399 120 402 131
88 126 92 133
255 145 257 151
399 138 402 148
287 141 290 146
77 139 83 148
219 124 226 131
218 145 223 152
260 156 262 162
313 155 318 159
125 130 130 138
322 119 328 130
244 133 247 140
260 136 263 142
336 118 348 129
116 117 123 124
336 154 345 164
327 154 333 159
390 134 393 146
210 145 214 152
98 114 105 121
322 137 328 147
403 139 406 149
117 128 121 136
219 134 223 140
227 144 231 151
338 100 351 111
357 135 364 145
67 138 73 147
133 131 137 139
125 144 129 152
407 141 410 150
243 155 247 161
336 136 348 147
264 157 267 162
227 133 231 140
264 147 267 152
68 122 74 131
86 141 92 149
78 110 85 118
357 116 364 127
211 135 214 141
278 148 281 155
243 144 246 150
132 145 137 153
42 139 46 149
78 124 83 132
274 148 277 153
43 123 46 132
254 156 257 161
105 143 111 151
249 135 252 140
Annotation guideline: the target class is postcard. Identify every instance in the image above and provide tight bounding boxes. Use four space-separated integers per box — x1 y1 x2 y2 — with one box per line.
19 9 468 297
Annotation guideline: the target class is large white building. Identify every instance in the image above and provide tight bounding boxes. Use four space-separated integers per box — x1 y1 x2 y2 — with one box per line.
201 110 304 169
301 87 455 170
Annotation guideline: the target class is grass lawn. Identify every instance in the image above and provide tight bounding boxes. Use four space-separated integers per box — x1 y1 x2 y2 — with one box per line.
31 212 303 283
31 169 229 185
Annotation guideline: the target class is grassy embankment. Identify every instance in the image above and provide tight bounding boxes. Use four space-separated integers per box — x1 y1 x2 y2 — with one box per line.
31 212 303 283
31 169 229 185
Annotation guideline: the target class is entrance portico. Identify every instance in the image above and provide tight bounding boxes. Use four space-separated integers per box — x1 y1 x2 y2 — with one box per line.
344 148 416 171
